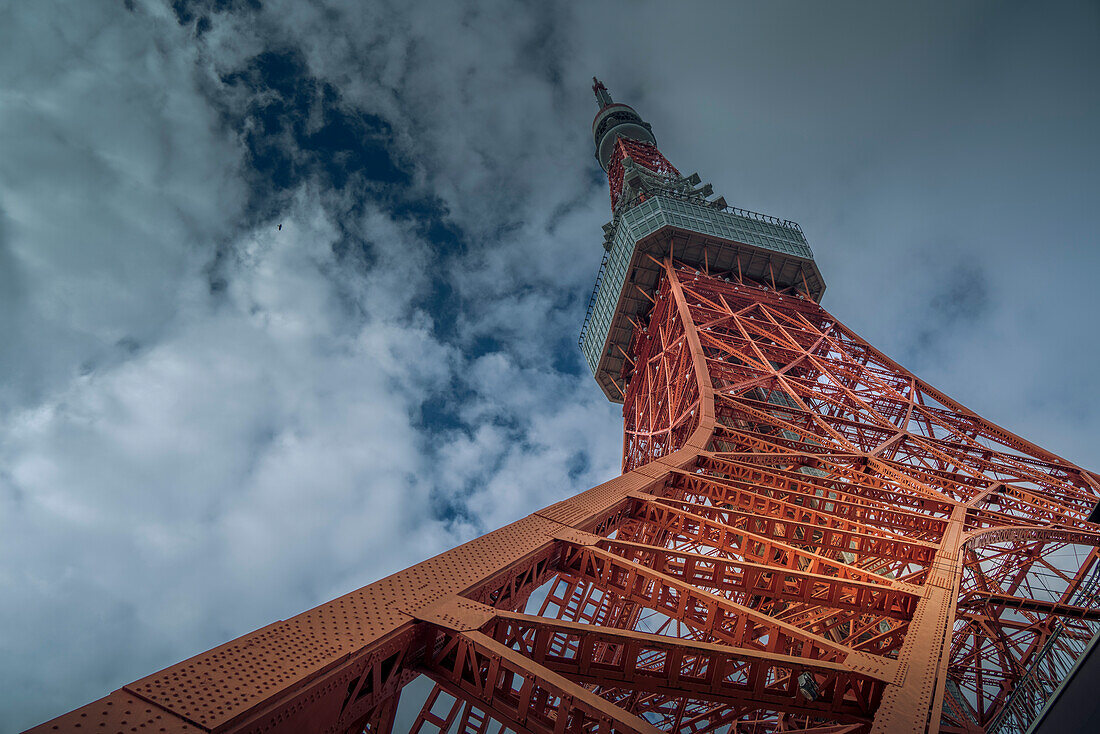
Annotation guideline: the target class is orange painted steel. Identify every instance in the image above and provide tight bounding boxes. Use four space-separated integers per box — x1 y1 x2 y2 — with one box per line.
606 136 680 211
28 256 1100 734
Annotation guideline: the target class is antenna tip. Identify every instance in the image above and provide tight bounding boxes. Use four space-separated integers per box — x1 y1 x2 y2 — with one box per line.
592 78 612 108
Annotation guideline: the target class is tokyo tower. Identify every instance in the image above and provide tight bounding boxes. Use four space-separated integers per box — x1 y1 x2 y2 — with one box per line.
28 80 1100 734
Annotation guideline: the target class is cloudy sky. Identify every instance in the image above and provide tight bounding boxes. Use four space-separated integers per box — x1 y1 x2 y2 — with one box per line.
2 1 1098 730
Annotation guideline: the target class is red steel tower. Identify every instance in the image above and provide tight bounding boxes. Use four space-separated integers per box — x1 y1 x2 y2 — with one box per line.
29 80 1100 734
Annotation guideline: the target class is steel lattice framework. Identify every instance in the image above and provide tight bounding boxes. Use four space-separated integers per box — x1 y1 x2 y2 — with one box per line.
28 82 1100 734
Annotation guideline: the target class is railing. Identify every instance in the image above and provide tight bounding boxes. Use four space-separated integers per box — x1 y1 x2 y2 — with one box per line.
986 563 1100 734
578 249 610 350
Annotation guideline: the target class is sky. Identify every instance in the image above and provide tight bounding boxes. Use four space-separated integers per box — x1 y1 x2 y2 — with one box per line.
1 1 1098 731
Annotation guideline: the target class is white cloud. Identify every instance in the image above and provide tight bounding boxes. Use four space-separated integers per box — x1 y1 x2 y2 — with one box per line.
0 1 243 411
0 186 470 727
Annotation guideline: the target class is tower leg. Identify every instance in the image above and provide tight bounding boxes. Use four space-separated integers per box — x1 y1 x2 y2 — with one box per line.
872 507 966 734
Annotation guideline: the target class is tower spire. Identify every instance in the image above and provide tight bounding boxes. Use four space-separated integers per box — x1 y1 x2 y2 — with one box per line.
592 76 613 109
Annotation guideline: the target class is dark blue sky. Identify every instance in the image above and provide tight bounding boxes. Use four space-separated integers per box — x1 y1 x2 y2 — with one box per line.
1 1 1099 731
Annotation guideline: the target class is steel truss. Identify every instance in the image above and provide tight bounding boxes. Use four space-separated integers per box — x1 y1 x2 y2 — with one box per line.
30 261 1100 734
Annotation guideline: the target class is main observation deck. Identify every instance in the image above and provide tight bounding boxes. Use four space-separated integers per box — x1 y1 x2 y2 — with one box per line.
580 192 826 402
